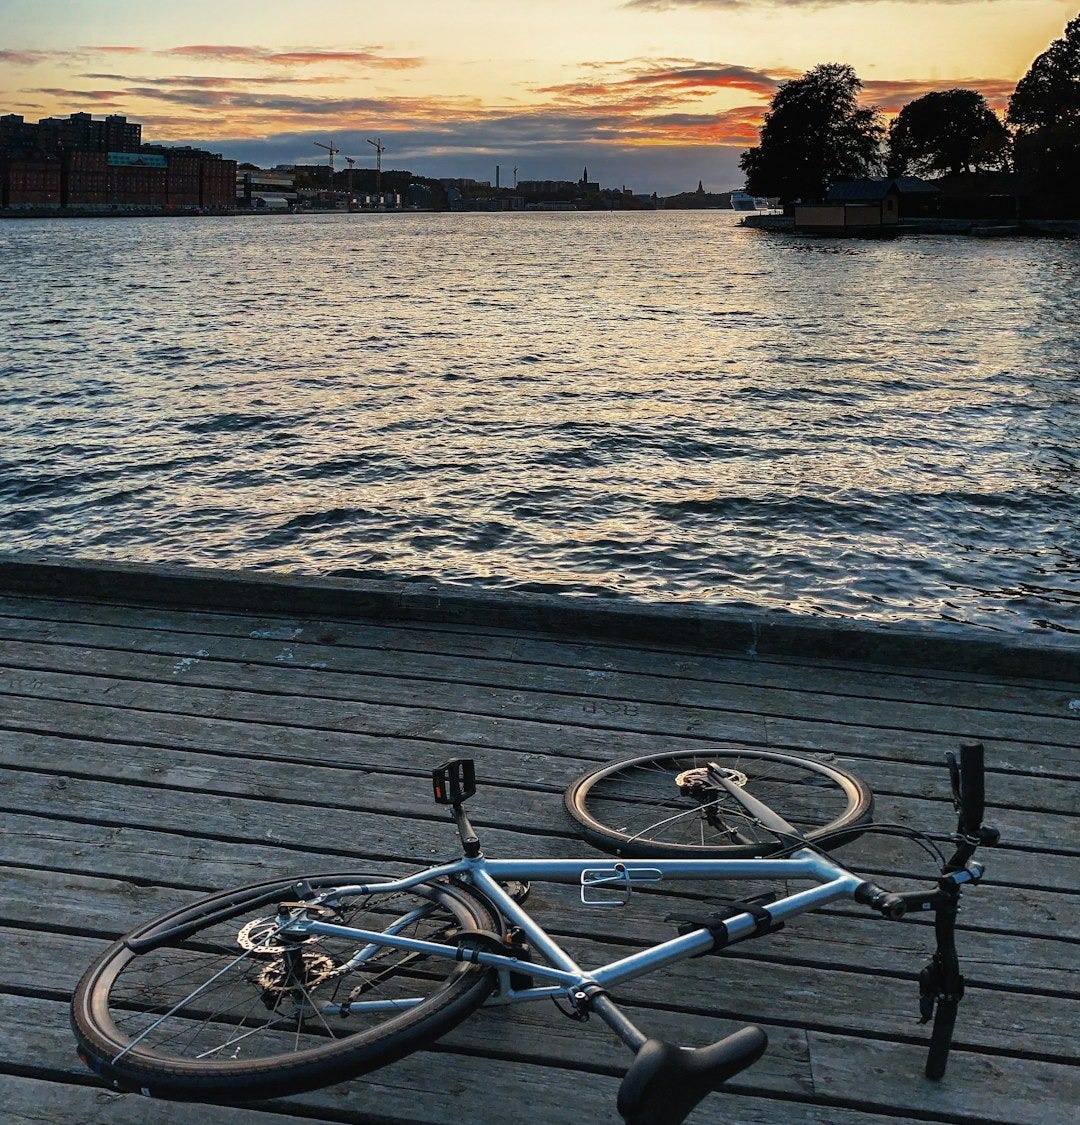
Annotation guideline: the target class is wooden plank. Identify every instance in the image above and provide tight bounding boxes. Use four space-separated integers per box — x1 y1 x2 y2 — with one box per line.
7 893 1072 1062
2 635 1077 755
0 994 627 1125
3 660 1078 797
5 703 1075 826
4 856 1075 1000
3 949 1075 1124
6 822 1076 989
1 593 1075 719
0 1014 950 1125
0 1075 317 1125
0 682 1074 857
1 757 1074 913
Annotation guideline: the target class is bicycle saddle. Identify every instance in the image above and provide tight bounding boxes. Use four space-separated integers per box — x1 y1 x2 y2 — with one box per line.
617 1025 768 1125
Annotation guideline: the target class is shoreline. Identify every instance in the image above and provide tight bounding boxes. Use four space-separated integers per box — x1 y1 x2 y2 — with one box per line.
0 552 1075 681
740 214 1080 238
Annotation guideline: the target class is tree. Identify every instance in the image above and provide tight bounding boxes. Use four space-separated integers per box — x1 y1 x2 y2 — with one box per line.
1008 15 1080 131
740 63 884 203
1007 15 1080 197
887 89 1009 176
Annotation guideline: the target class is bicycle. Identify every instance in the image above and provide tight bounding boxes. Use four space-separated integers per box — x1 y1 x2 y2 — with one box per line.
71 741 998 1125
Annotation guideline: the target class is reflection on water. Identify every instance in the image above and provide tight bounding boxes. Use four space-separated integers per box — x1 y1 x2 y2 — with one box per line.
0 211 1077 637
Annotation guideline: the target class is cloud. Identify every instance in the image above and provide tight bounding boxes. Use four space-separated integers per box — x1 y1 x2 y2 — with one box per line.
627 64 799 96
535 59 788 117
161 45 422 68
1 43 422 69
79 72 342 88
0 50 54 65
861 77 1016 112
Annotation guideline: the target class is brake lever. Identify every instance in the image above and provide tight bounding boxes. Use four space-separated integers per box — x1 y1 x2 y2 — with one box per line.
945 750 962 811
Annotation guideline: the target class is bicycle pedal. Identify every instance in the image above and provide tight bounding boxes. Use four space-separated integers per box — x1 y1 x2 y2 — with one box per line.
432 759 477 805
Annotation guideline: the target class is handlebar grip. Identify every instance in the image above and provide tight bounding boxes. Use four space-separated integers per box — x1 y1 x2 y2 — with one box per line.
957 741 985 836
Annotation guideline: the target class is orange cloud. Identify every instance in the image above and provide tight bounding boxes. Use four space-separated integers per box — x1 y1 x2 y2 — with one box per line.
861 77 1015 113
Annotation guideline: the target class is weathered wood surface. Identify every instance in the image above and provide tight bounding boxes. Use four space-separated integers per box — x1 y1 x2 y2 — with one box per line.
0 578 1077 1124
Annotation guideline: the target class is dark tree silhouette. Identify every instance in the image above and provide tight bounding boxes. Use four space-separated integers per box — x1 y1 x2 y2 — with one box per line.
1008 15 1080 130
740 63 884 202
887 89 1009 176
1007 16 1080 196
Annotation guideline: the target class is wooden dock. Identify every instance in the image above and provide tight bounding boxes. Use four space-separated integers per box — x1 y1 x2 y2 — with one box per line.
1 557 1077 1124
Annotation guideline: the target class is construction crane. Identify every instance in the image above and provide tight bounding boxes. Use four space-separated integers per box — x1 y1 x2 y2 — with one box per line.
344 155 356 198
367 137 385 194
314 138 339 186
513 166 518 188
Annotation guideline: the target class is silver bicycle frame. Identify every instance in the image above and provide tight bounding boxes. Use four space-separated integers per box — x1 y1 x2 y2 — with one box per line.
285 849 864 1015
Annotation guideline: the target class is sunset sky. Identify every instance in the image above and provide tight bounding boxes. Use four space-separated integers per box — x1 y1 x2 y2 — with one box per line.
0 0 1073 193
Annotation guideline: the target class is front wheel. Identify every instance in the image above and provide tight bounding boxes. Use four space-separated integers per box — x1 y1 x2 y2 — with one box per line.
564 747 873 858
72 871 497 1102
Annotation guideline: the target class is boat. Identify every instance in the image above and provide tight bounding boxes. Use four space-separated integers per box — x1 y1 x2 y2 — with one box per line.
730 190 773 211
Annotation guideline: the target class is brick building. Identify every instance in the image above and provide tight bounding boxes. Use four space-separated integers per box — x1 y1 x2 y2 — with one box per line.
37 112 141 154
0 154 61 208
1 113 236 212
0 114 39 157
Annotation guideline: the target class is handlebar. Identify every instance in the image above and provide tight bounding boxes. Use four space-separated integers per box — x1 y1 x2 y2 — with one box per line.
856 741 997 1082
952 741 985 838
944 741 998 872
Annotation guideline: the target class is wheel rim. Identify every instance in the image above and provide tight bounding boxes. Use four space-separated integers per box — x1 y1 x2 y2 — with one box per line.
570 748 867 856
83 879 483 1074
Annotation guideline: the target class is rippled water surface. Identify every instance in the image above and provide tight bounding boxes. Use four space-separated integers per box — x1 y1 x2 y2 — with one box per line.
1 212 1077 637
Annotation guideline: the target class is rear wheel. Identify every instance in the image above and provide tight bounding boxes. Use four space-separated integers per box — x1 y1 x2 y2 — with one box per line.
72 872 496 1101
564 747 873 858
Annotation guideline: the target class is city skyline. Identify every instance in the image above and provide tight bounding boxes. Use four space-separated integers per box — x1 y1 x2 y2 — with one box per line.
0 0 1072 193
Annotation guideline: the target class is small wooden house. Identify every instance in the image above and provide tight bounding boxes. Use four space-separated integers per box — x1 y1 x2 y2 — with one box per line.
794 177 938 234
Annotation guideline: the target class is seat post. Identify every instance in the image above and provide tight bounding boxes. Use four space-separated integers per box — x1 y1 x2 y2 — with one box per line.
590 993 649 1052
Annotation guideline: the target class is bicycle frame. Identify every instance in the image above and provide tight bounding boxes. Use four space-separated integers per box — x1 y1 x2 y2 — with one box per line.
283 848 864 1017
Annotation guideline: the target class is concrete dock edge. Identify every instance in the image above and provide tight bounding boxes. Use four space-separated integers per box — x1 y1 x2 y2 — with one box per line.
0 552 1076 681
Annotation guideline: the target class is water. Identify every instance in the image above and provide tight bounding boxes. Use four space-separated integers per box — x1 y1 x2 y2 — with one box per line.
1 211 1077 638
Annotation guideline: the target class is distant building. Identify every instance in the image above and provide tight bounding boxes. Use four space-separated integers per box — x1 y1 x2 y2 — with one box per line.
37 112 142 154
0 154 61 208
579 166 600 193
0 111 234 211
237 168 296 208
439 177 489 190
0 114 38 157
517 179 577 196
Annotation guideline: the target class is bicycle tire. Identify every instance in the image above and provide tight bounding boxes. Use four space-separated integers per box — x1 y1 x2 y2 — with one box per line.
72 871 497 1102
564 747 873 858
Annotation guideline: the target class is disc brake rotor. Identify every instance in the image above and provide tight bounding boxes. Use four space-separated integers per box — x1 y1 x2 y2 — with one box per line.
236 917 317 955
675 765 748 796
